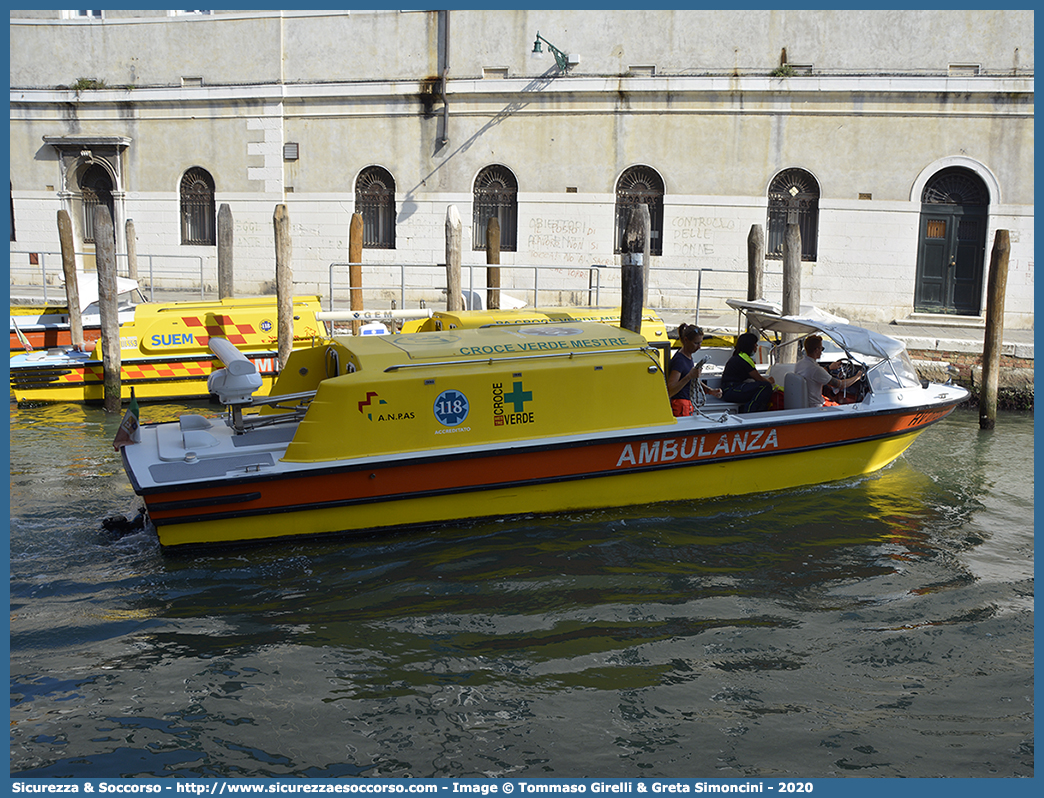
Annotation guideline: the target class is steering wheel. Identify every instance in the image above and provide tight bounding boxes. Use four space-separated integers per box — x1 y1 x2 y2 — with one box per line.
827 358 868 399
828 358 861 380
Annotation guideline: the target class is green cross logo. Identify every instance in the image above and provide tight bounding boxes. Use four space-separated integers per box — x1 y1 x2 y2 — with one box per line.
504 381 533 412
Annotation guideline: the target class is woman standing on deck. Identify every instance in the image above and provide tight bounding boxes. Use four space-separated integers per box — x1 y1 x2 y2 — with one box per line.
720 332 775 413
666 323 722 416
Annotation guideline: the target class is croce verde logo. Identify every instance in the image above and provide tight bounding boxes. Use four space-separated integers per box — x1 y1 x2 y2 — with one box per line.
493 381 534 427
504 381 532 412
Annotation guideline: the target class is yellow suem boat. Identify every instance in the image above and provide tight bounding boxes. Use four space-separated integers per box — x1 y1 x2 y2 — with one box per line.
118 312 968 550
10 296 326 404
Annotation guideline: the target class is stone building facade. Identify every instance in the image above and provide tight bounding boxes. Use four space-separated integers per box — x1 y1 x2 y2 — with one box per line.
8 9 1035 327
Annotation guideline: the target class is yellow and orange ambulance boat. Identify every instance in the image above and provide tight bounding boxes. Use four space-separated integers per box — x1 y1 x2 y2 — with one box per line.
10 295 326 404
119 311 968 550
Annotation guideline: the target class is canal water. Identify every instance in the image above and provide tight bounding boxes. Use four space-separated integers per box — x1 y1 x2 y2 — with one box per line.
8 402 1034 779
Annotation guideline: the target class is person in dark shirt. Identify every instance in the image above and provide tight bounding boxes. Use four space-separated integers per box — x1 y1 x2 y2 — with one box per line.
720 332 775 413
666 323 721 416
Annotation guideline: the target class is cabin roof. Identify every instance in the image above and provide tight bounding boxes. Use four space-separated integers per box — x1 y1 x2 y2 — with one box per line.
336 321 651 364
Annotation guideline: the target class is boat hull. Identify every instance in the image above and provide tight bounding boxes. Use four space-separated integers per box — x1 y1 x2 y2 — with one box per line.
10 325 102 354
11 352 283 404
132 404 953 550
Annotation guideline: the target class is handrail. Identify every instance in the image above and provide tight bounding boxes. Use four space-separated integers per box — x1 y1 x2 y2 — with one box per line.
327 262 604 313
317 309 432 322
9 249 207 303
248 389 318 407
322 261 786 323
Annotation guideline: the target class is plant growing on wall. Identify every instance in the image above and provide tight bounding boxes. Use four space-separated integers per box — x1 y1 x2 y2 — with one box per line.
72 77 106 93
771 47 795 78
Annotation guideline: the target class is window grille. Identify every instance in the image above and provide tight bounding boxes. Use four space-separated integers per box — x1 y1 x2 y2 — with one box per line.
614 166 664 255
355 166 396 249
180 167 216 245
921 168 989 206
767 168 819 261
472 165 518 251
80 163 114 244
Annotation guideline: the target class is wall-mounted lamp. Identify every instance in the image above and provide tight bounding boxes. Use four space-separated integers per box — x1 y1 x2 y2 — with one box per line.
532 32 573 72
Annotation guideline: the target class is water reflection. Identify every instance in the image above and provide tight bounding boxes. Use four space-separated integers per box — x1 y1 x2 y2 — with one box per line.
84 455 992 678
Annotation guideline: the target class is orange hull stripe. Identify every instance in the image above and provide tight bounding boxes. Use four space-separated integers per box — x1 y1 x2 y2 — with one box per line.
145 407 954 522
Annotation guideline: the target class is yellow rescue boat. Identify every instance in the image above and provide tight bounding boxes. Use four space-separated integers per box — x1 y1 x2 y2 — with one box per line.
118 313 968 550
10 295 326 404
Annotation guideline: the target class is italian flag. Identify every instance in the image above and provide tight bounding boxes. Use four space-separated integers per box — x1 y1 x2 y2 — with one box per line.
113 388 140 450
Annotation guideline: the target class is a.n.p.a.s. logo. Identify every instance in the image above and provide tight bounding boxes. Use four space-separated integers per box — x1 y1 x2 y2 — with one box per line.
358 391 387 421
358 390 414 422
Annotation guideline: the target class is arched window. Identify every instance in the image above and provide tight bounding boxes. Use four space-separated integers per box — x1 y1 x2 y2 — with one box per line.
80 163 115 244
767 168 819 261
921 167 990 206
472 165 517 251
355 166 396 249
180 167 216 245
615 166 664 255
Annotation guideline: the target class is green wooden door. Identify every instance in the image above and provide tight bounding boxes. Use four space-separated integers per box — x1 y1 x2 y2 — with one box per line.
914 169 989 315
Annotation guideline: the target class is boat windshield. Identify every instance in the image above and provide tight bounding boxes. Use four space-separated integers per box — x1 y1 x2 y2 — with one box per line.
866 348 922 392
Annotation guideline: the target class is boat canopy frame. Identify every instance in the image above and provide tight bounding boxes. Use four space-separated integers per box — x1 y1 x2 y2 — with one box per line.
747 311 923 393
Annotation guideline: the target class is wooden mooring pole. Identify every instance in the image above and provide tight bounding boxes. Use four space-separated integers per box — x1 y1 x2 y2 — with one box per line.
620 205 649 334
747 223 764 301
781 221 802 360
217 204 234 299
125 219 139 284
94 205 122 413
273 204 293 371
57 209 84 351
445 205 463 312
349 212 364 335
636 203 652 308
486 217 501 311
979 229 1010 430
